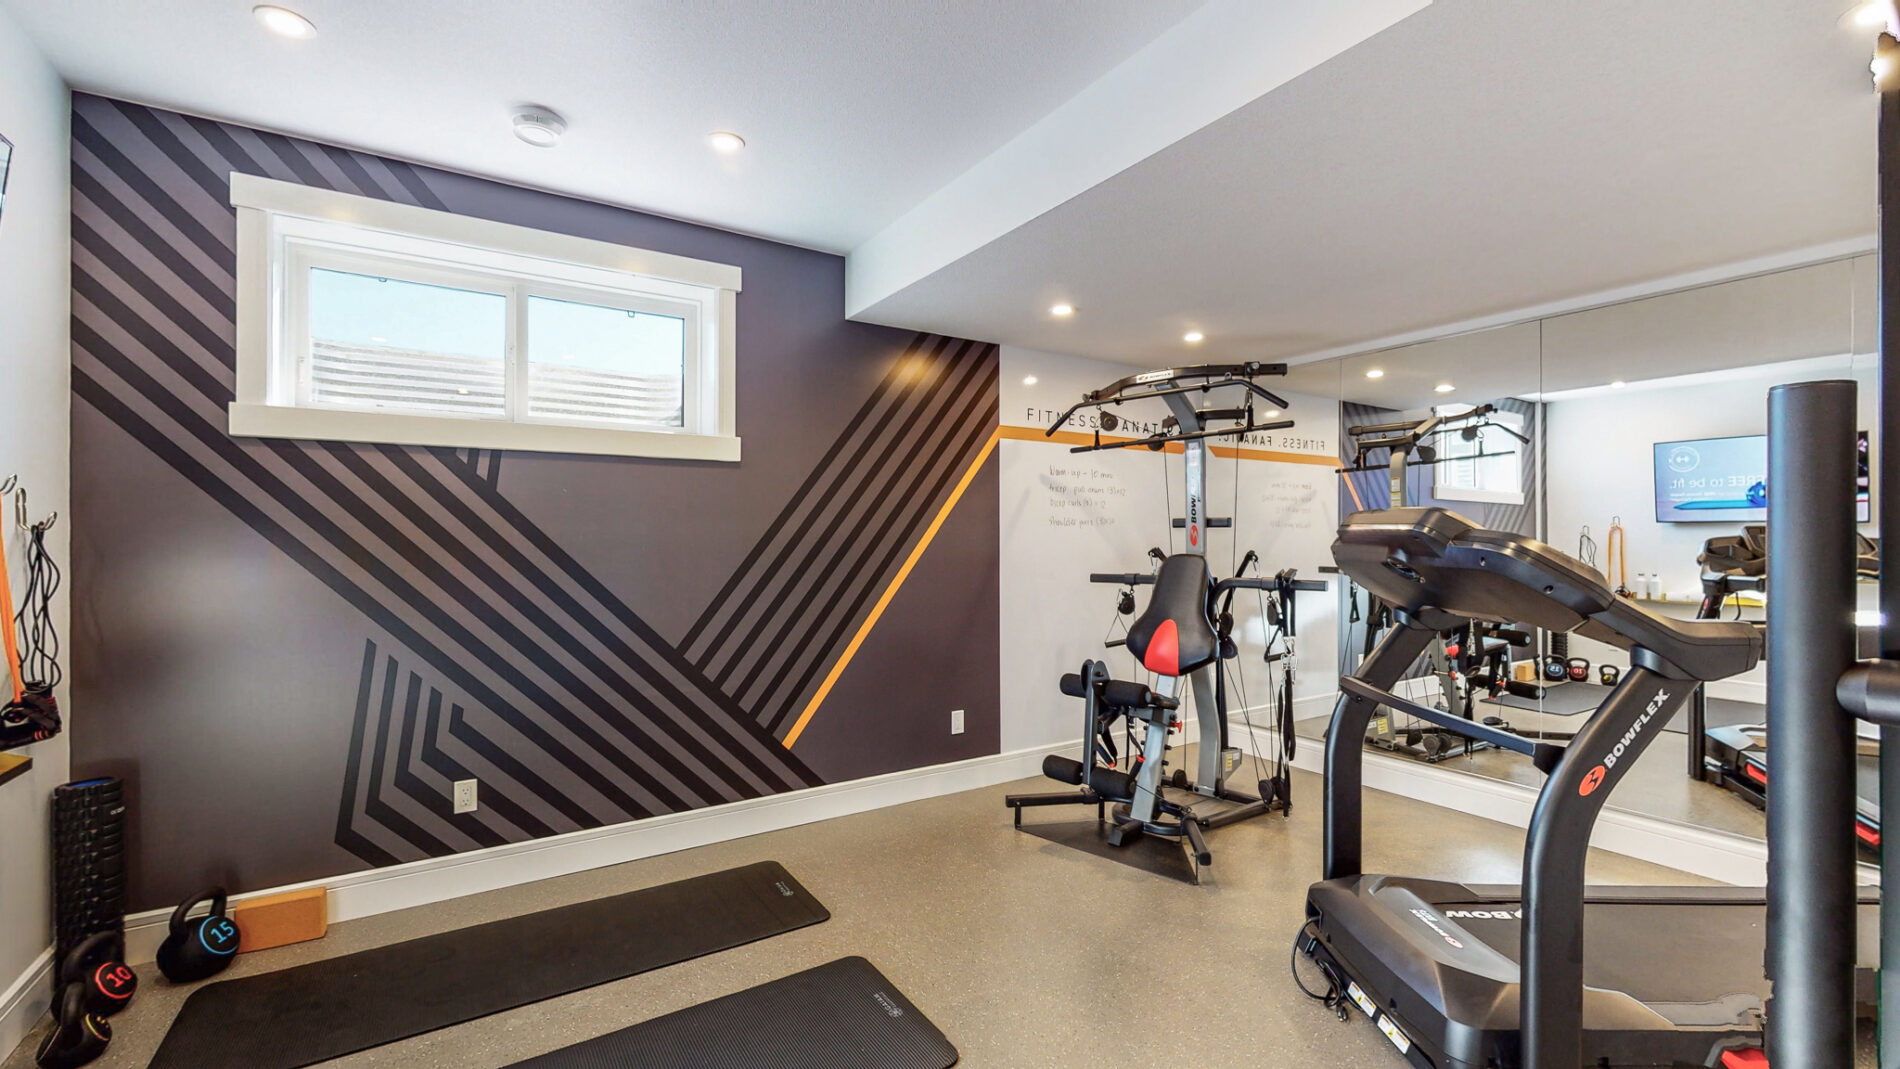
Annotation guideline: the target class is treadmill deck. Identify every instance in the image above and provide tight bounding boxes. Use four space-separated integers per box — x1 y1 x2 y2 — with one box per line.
1305 875 1879 1069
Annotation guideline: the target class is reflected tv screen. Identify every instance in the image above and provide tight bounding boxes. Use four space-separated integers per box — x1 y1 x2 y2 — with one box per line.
1654 432 1870 523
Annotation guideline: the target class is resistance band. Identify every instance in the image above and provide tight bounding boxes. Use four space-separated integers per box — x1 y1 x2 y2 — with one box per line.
0 526 23 705
0 513 62 748
1605 517 1633 599
16 518 62 690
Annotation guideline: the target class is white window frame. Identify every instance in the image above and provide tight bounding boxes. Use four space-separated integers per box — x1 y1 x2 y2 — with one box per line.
1432 404 1526 506
229 174 742 462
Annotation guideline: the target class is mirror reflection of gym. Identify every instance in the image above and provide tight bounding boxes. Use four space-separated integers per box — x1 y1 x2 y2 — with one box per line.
1313 259 1876 861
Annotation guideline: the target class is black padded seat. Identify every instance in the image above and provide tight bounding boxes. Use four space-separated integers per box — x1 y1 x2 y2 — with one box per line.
1057 674 1174 710
1126 555 1218 677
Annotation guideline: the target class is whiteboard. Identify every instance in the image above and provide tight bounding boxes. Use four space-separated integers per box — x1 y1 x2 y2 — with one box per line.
999 347 1340 752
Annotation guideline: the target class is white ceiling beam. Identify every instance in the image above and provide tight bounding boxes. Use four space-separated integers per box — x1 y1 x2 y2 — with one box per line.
844 0 1431 320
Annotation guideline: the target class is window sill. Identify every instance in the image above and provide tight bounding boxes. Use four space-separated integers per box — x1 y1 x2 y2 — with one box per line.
228 403 741 462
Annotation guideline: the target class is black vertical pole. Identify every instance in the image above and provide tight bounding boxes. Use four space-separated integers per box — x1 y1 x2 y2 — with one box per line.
1321 621 1435 881
1878 42 1900 1067
1765 380 1859 1068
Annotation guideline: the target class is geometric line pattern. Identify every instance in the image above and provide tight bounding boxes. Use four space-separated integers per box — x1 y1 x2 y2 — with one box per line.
683 335 999 735
75 95 965 867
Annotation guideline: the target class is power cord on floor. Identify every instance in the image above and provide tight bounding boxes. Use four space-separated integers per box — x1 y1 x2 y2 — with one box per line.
1290 920 1347 1019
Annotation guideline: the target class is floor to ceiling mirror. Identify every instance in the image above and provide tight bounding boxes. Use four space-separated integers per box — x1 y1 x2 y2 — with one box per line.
1298 256 1874 862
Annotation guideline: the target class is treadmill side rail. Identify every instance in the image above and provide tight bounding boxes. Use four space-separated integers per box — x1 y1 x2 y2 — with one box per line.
1521 666 1691 1069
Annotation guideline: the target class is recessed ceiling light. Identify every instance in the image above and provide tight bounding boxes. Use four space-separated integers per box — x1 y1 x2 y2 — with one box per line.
1364 368 1385 379
1610 380 1626 389
253 4 316 38
1050 303 1075 317
1183 331 1204 343
708 131 746 154
1022 375 1038 386
1434 383 1455 393
1265 409 1280 419
513 106 567 148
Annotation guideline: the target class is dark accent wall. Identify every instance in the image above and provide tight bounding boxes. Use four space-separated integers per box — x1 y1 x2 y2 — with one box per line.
68 95 1000 909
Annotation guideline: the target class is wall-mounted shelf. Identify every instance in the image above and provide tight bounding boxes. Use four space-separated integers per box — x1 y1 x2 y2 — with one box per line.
0 752 31 788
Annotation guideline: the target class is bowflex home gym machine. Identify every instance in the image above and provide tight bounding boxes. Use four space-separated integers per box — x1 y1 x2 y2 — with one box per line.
1005 363 1325 878
1297 507 1878 1068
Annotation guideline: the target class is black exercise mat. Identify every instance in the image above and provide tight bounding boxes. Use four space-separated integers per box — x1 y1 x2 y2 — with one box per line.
506 956 958 1069
1018 817 1199 884
150 861 828 1069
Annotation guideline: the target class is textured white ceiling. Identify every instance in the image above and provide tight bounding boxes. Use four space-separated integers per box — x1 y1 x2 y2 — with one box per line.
0 0 1204 252
852 0 1880 367
3 0 1879 381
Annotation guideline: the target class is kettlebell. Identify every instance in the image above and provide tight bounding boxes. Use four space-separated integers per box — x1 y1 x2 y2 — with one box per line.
58 933 135 1017
1541 656 1568 682
1599 664 1621 687
156 888 241 983
1566 657 1591 682
35 984 109 1069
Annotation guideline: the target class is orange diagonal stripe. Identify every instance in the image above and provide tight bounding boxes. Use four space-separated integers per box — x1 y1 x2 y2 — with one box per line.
783 428 1001 748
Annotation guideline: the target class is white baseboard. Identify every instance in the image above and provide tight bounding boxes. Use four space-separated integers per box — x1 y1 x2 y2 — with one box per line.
2 744 1073 1043
2 689 1832 1050
93 743 1064 965
0 947 53 1059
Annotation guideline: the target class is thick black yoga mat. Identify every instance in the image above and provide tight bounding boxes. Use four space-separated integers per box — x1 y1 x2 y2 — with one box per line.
506 956 959 1069
149 861 829 1069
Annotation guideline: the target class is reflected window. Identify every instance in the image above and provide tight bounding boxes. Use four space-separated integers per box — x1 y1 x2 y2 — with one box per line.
1433 404 1526 505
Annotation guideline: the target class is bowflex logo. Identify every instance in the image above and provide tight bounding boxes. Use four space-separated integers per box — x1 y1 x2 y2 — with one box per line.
1407 907 1465 949
1579 687 1672 797
1445 908 1521 920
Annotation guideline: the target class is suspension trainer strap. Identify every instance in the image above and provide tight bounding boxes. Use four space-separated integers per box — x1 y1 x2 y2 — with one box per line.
0 530 22 703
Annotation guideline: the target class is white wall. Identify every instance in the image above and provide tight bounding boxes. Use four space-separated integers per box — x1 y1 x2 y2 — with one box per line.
0 6 69 1050
998 347 1339 752
1544 354 1875 702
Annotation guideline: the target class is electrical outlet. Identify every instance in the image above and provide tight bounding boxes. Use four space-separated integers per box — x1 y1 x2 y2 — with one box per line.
950 709 965 735
453 779 478 814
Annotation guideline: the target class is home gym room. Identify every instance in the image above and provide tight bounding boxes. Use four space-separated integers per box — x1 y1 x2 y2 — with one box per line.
0 1 1890 1067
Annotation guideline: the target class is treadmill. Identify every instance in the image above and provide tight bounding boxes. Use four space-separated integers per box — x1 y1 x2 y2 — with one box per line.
1301 508 1877 1069
1688 527 1883 857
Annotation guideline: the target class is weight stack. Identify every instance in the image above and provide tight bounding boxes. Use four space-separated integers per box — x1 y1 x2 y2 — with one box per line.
52 777 127 973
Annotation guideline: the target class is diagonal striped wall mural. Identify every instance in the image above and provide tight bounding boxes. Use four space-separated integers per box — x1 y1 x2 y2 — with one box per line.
68 95 1001 899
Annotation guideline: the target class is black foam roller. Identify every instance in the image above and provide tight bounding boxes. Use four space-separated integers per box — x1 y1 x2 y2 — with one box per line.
52 777 127 974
